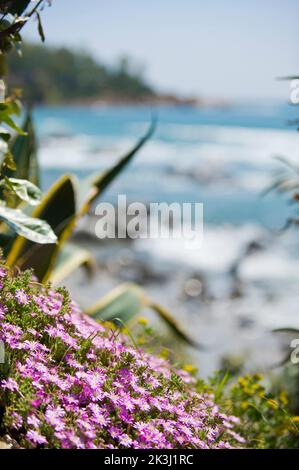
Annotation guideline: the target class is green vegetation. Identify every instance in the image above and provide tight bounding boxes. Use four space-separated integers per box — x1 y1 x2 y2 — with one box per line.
7 43 155 104
0 0 298 450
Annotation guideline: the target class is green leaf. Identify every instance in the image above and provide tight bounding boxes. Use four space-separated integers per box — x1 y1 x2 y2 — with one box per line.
49 243 95 284
86 282 201 348
0 114 26 135
214 371 230 402
0 204 57 244
0 177 41 205
1 150 16 171
6 174 77 281
149 301 202 349
86 283 145 323
0 127 11 142
277 76 299 81
273 328 299 335
36 12 45 42
7 113 40 186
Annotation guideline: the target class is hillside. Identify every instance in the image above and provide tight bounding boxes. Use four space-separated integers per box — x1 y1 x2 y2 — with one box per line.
6 43 156 105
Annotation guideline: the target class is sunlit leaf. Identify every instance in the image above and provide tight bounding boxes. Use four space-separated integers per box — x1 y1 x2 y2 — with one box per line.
0 177 41 205
0 204 57 244
6 174 77 281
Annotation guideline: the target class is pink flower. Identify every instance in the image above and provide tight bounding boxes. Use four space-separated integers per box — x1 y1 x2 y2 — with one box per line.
1 378 19 392
26 430 47 445
15 289 29 305
0 265 244 449
27 414 41 428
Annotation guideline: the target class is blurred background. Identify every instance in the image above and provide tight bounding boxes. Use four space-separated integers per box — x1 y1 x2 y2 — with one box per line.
14 0 299 375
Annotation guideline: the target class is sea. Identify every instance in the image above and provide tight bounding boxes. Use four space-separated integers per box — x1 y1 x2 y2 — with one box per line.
32 102 299 375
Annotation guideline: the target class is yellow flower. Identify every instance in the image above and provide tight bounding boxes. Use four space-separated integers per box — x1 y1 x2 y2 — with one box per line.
103 320 117 330
279 390 288 406
183 364 198 374
238 377 248 388
252 373 263 381
138 316 149 326
137 335 146 345
252 383 261 391
267 399 279 411
291 416 299 424
159 348 170 359
241 401 250 410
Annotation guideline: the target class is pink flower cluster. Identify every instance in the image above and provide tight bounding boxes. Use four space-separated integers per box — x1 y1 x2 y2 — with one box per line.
0 266 244 448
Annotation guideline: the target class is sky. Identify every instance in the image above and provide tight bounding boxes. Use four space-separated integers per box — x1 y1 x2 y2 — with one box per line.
23 0 299 101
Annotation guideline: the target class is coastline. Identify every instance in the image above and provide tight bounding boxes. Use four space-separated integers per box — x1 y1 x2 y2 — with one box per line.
28 93 233 109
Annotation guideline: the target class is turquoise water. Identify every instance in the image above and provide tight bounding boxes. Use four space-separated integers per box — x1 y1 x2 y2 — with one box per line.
33 102 299 229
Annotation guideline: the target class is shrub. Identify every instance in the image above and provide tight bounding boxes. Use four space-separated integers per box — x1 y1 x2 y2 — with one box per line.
196 372 299 449
0 263 244 449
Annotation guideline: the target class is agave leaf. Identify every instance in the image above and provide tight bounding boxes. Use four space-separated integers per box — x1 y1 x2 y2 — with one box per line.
278 76 299 80
86 283 145 323
77 119 156 214
6 113 40 186
148 301 202 348
273 328 299 335
0 204 57 244
86 282 200 347
0 177 41 205
271 328 299 367
6 174 77 281
49 243 95 284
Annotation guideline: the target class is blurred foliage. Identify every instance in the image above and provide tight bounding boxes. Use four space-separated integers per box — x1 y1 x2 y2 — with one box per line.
266 76 299 418
196 372 299 448
7 43 155 104
0 1 56 244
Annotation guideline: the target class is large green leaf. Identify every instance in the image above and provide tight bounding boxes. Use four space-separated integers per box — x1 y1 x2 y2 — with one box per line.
87 283 145 323
49 243 95 284
273 328 299 335
6 174 77 281
6 113 40 187
86 283 201 348
0 204 57 244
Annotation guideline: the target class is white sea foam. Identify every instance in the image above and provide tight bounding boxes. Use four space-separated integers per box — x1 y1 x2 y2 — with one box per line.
39 123 299 196
135 224 265 272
